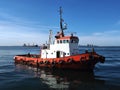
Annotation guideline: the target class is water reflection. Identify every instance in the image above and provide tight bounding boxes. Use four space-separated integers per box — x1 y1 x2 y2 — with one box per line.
36 69 95 89
15 64 105 89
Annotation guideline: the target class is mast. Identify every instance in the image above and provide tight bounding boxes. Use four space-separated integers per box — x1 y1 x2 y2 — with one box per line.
59 7 67 37
48 30 53 49
59 7 63 32
48 30 52 44
55 7 67 39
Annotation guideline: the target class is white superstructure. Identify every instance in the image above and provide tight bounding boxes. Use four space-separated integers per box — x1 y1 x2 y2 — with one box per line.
41 7 79 59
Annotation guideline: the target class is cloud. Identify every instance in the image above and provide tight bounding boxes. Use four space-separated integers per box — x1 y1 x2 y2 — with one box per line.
0 10 120 46
79 30 120 46
0 24 49 46
92 30 120 36
0 12 58 46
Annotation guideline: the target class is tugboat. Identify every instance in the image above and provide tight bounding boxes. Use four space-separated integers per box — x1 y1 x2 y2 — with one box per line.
14 7 105 70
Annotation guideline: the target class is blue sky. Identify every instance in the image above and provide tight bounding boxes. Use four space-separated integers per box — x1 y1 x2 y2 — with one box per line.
0 0 120 46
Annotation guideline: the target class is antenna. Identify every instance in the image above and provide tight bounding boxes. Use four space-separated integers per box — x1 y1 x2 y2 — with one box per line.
48 30 53 45
59 7 63 31
59 7 67 37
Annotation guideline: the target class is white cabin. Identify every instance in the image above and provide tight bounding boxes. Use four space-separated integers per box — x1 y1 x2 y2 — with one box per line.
41 34 79 59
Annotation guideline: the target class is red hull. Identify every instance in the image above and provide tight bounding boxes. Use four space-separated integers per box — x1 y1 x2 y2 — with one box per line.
14 52 105 70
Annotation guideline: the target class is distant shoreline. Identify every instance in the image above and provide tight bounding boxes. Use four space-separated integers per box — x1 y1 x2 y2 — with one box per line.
0 45 120 47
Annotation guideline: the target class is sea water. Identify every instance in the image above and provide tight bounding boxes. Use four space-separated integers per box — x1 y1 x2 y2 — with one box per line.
0 46 120 90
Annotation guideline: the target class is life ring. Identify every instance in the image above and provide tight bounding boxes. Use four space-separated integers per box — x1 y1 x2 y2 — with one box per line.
89 55 94 60
27 61 33 66
80 57 86 63
40 61 43 64
36 61 39 68
19 59 24 64
67 58 74 63
14 57 17 60
44 60 50 64
51 61 56 65
27 61 31 66
99 56 105 63
24 61 28 65
58 60 65 64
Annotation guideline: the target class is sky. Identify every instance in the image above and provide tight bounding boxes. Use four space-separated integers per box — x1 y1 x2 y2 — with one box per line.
0 0 120 46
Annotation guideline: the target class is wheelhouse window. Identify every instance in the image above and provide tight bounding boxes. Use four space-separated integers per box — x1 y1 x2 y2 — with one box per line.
57 40 70 44
66 40 69 43
63 40 65 43
63 40 69 43
60 40 62 43
57 40 59 44
67 53 69 55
